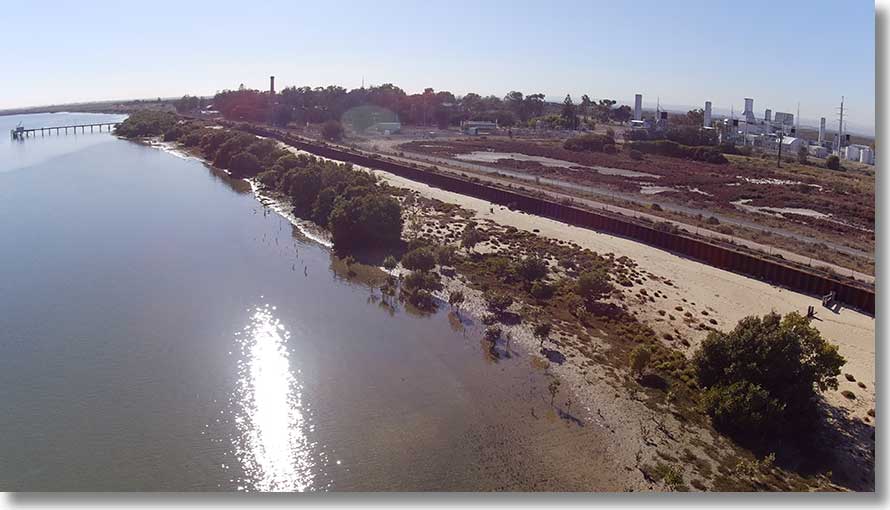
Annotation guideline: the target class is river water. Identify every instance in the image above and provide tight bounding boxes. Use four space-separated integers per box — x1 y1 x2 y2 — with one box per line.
0 113 618 491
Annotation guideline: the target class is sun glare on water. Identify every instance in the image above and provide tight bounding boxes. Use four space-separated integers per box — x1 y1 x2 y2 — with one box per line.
231 304 318 492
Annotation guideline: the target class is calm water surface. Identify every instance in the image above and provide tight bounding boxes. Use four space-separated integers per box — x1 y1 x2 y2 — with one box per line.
0 113 617 491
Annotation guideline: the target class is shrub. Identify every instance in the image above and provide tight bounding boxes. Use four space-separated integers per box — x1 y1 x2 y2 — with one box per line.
630 345 652 378
484 291 514 315
694 312 845 441
705 216 720 225
563 133 615 152
603 143 618 154
576 268 614 305
530 281 555 300
515 256 548 282
461 222 483 252
826 155 840 170
448 290 465 309
401 247 437 272
533 323 552 348
403 270 441 294
382 255 398 271
629 149 644 161
628 140 727 164
436 245 458 267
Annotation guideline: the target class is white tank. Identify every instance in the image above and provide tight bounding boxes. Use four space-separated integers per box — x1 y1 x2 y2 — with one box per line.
845 145 860 161
634 94 642 121
859 147 874 165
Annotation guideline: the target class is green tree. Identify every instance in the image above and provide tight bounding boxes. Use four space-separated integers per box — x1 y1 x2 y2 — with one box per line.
694 312 845 440
561 95 578 130
382 255 398 271
328 192 402 251
229 151 263 178
826 154 840 170
321 120 344 141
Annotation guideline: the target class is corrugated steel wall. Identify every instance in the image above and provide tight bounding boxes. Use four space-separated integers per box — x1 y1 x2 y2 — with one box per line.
239 124 875 315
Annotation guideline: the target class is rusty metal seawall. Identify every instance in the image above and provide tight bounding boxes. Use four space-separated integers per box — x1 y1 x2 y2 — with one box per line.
240 124 875 315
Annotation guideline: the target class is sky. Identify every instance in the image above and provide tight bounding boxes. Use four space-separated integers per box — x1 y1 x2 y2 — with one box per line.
2 0 876 133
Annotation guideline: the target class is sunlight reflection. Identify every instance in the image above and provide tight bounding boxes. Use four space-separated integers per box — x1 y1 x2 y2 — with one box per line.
231 304 315 491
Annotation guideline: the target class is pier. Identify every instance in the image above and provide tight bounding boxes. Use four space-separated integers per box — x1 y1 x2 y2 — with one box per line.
11 122 120 140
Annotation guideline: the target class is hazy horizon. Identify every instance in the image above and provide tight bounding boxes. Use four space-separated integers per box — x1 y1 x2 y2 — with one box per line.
2 0 875 134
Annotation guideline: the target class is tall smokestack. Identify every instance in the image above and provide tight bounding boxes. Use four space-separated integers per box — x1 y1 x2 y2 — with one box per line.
270 76 275 95
765 109 772 122
634 94 642 121
703 101 712 127
742 97 755 123
819 117 826 143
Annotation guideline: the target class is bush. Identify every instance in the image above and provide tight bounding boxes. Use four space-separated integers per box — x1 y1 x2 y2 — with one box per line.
629 149 644 161
484 291 514 315
448 290 465 308
436 245 458 267
826 155 840 170
603 143 618 154
694 312 845 441
382 255 398 271
563 133 615 152
630 345 652 378
534 322 552 347
403 270 441 294
576 268 613 305
484 326 502 343
628 140 727 164
401 247 437 272
515 257 548 282
530 281 555 300
461 222 483 252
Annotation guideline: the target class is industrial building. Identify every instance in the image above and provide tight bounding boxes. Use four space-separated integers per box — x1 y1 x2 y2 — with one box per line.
461 120 498 135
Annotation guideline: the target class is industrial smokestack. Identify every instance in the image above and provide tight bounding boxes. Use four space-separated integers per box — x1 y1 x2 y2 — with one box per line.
765 109 772 122
270 76 275 95
634 94 642 121
742 98 755 123
819 117 826 143
703 101 712 127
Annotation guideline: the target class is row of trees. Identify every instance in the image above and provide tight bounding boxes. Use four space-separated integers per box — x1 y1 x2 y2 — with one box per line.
206 83 635 130
144 114 403 252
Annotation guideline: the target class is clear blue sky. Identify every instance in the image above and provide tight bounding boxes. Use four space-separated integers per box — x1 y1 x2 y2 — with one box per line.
2 0 875 133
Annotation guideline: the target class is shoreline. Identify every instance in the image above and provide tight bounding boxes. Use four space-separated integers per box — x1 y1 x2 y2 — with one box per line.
135 122 874 491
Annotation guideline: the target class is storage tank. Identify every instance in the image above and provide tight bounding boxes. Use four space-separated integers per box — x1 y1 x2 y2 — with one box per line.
634 94 642 121
859 147 874 165
844 145 860 161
